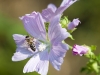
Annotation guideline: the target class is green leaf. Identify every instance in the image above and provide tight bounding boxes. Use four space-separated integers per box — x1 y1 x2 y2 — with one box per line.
91 62 99 73
96 54 100 63
69 34 74 40
90 45 97 51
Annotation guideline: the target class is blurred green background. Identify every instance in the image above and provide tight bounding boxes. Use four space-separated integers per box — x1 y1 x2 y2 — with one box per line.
0 0 100 75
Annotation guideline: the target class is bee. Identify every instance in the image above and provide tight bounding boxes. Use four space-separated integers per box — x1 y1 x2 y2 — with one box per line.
25 35 36 51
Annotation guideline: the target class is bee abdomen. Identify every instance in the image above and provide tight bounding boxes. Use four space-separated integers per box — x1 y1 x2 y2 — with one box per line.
30 44 36 51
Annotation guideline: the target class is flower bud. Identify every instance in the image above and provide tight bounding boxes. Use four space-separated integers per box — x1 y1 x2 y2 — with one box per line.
68 18 80 30
72 44 89 56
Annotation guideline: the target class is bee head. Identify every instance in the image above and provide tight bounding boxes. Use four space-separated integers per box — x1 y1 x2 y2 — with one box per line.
25 35 29 38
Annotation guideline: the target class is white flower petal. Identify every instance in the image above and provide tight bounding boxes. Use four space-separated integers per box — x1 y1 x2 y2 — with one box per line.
23 54 40 73
35 59 49 75
23 50 49 75
12 47 33 61
13 34 25 45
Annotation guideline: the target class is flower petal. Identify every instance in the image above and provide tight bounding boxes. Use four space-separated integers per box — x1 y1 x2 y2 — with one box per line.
47 4 57 13
36 50 49 75
12 47 33 61
23 50 49 75
49 43 69 70
48 15 70 45
13 34 25 45
41 4 57 22
41 0 77 22
20 12 46 41
56 0 78 14
41 7 54 22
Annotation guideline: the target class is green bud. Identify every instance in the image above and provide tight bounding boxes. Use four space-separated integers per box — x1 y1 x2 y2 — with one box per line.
91 62 99 73
60 16 69 28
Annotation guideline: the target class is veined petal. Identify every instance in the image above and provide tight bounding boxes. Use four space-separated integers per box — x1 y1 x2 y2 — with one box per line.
47 4 57 12
48 15 60 42
56 0 78 15
41 7 54 22
60 0 77 7
41 3 57 22
38 60 49 75
49 43 69 70
20 12 46 41
52 28 70 45
23 50 49 75
42 0 78 22
12 47 33 61
48 15 70 45
60 0 69 6
36 50 49 75
13 34 25 45
23 54 40 73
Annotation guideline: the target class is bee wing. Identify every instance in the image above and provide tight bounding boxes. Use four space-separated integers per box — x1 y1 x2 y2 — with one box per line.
13 34 25 45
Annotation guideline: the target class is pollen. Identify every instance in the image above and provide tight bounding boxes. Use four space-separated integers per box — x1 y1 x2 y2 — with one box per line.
38 43 46 51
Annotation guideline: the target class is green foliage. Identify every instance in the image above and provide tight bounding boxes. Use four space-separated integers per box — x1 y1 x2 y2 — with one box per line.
80 45 100 75
90 45 97 51
68 34 74 40
60 16 69 28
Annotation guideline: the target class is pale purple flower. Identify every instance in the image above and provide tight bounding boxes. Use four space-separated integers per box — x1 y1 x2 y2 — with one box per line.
41 0 78 22
72 44 89 56
12 12 70 75
68 18 80 30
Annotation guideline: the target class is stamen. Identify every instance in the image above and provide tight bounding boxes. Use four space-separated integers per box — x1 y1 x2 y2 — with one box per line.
38 43 46 51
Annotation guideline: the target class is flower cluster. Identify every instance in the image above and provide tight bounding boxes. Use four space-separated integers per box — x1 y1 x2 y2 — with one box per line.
12 0 82 75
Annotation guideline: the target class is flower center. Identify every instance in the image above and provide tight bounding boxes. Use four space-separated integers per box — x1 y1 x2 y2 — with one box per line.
38 43 46 51
37 41 51 52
